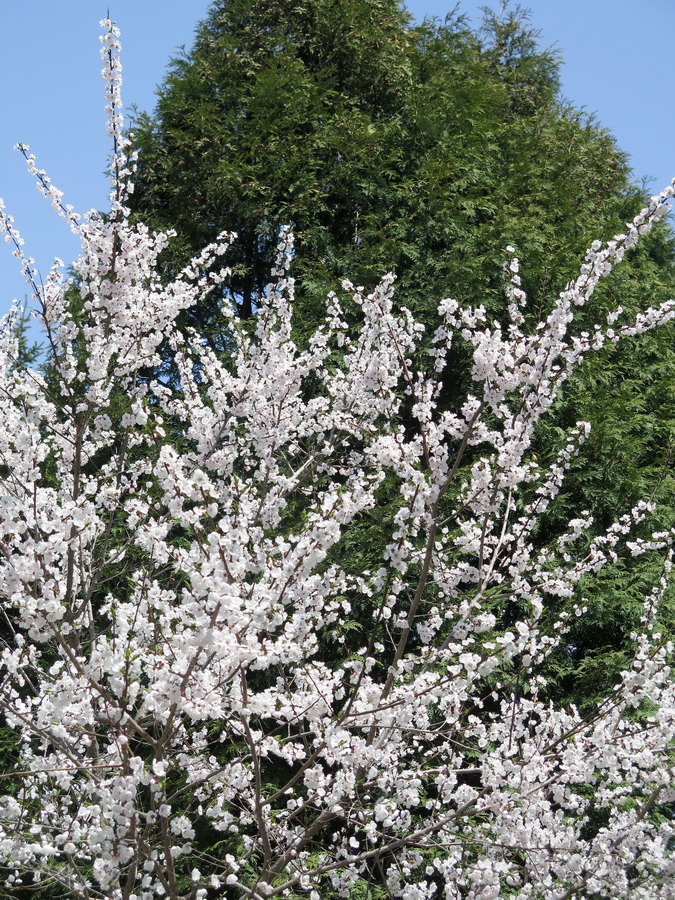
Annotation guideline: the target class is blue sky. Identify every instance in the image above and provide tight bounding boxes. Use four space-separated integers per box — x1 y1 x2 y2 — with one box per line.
1 1 674 325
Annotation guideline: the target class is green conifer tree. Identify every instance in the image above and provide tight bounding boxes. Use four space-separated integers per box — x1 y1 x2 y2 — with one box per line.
128 0 675 709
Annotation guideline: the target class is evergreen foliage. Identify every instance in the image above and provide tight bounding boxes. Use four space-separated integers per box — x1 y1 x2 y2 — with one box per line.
131 1 637 331
128 0 675 712
9 302 43 369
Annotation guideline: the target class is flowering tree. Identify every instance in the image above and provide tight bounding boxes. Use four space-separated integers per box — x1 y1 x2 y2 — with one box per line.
0 20 673 900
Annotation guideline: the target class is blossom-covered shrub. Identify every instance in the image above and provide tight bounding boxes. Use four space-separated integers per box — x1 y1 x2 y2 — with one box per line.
0 20 673 900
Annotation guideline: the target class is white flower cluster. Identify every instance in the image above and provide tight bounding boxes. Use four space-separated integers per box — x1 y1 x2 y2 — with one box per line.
0 18 672 900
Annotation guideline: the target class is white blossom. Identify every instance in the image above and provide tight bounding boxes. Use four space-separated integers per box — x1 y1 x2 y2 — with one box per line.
0 17 672 900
